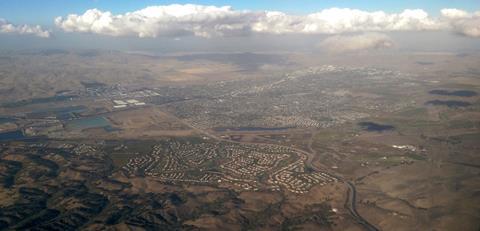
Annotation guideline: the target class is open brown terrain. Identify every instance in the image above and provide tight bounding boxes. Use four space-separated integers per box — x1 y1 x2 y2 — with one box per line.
0 50 479 230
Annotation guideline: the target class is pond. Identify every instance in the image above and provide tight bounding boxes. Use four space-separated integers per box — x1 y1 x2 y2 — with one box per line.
426 100 472 108
213 127 293 132
429 90 477 97
66 117 111 130
358 122 395 132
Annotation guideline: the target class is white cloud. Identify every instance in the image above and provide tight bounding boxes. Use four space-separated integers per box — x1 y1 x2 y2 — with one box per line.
441 8 471 19
318 33 394 53
441 8 480 38
55 4 444 38
254 8 440 34
54 5 480 38
0 18 50 38
55 5 258 38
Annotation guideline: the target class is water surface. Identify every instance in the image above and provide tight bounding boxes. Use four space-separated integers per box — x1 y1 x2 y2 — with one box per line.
358 122 395 132
426 100 472 108
213 127 293 132
66 117 111 130
429 90 477 97
0 130 25 141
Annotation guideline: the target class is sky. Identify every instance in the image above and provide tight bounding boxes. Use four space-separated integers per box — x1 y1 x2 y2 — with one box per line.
0 0 479 52
1 0 480 25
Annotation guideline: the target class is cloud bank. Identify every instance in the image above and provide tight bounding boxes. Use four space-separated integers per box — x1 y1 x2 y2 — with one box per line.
54 4 480 38
441 8 480 38
254 8 439 34
54 4 440 38
55 5 258 38
0 18 50 38
318 33 394 53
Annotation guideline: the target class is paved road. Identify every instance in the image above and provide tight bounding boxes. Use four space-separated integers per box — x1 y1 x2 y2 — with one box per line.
345 181 380 231
305 130 379 231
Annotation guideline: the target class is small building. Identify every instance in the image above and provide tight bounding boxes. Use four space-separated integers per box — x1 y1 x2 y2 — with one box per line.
126 99 140 104
113 100 127 105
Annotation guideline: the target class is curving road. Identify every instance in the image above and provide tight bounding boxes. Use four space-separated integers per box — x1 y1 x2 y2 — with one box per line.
345 181 380 231
306 130 379 231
